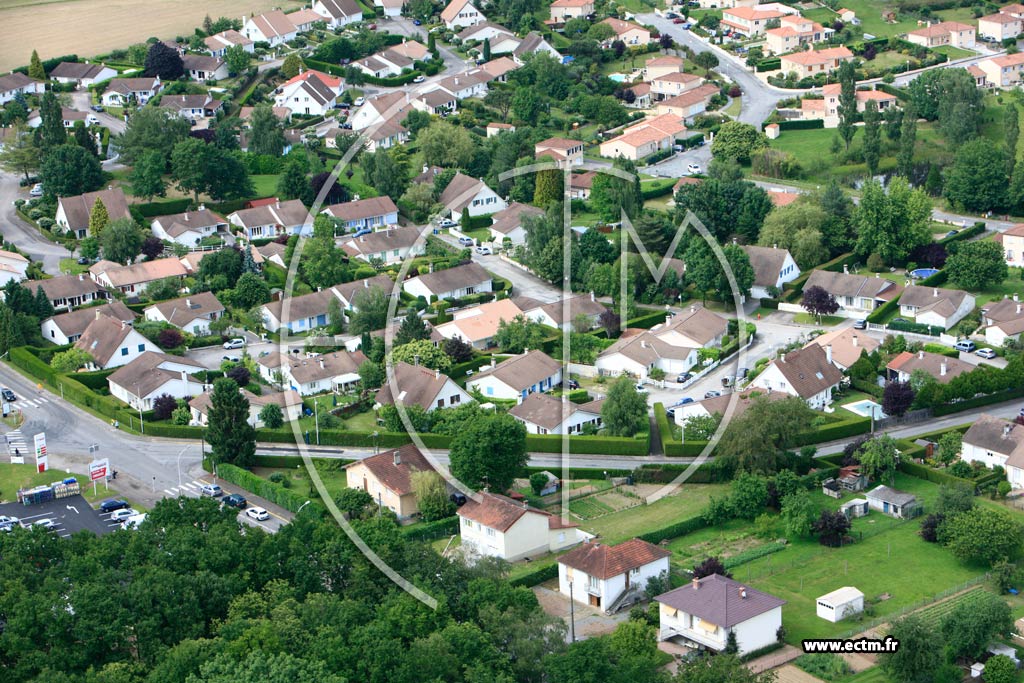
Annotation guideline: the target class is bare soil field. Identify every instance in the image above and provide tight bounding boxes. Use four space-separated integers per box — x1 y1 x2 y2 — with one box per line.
0 0 303 72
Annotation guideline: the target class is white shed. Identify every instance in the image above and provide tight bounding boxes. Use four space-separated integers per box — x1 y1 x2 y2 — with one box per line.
816 586 864 623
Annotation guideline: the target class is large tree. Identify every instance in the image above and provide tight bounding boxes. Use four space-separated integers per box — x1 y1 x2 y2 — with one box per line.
171 138 252 202
710 121 769 164
862 99 881 176
857 434 899 484
943 507 1024 566
881 614 938 683
684 240 755 303
302 215 345 289
223 45 251 75
128 148 167 200
943 138 1008 212
601 377 648 437
800 285 838 323
349 286 390 335
117 106 192 164
1006 103 1020 178
362 148 408 201
0 125 41 182
590 157 643 221
37 92 67 150
88 198 109 238
417 121 477 169
493 314 546 354
853 177 931 265
144 41 185 80
449 413 527 492
101 218 143 265
940 589 1012 660
40 144 103 198
249 105 287 157
945 239 1009 290
881 381 915 419
205 377 256 467
897 102 917 179
716 396 814 473
836 59 857 150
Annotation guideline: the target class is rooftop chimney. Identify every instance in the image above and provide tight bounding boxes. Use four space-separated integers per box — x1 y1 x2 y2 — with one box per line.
739 587 747 599
851 334 858 347
319 359 324 369
79 274 84 281
185 298 191 307
95 309 101 320
1005 424 1013 437
690 305 696 313
780 353 786 363
394 450 401 465
843 264 849 274
364 279 368 288
692 577 699 590
491 356 496 368
275 200 280 209
825 344 833 365
435 368 440 379
590 291 595 302
940 360 947 377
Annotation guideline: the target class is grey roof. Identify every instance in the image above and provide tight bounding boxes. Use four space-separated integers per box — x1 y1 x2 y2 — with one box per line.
490 202 544 236
24 274 105 302
341 226 422 257
531 294 607 326
866 485 917 507
316 0 362 18
769 344 843 398
182 54 224 73
74 316 144 365
145 292 225 327
229 199 311 229
283 350 367 385
263 289 337 326
471 350 562 392
508 392 602 430
742 245 793 288
332 274 395 306
658 305 728 345
46 301 136 337
57 188 131 231
322 196 398 223
49 62 110 80
151 207 227 238
0 72 38 93
963 414 1024 461
599 330 694 365
104 77 160 95
897 285 971 319
804 270 902 301
107 351 203 397
375 362 460 410
405 262 491 296
158 94 222 113
982 297 1024 324
439 172 490 213
656 574 785 628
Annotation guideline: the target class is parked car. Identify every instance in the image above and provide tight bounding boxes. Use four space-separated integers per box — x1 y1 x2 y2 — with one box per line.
891 317 910 325
566 379 580 389
99 499 129 513
721 376 734 387
675 397 694 405
413 75 425 83
413 18 422 24
945 230 959 238
976 347 997 359
738 367 749 379
665 11 678 18
954 340 977 353
91 104 105 112
77 256 90 265
246 506 270 521
673 16 685 23
200 484 223 497
0 515 21 531
666 408 676 419
223 338 245 350
704 390 721 399
29 183 43 197
438 218 456 228
853 319 867 330
222 355 240 363
686 163 701 175
86 114 100 125
475 245 493 255
32 519 56 530
110 508 139 522
223 493 247 509
635 383 648 393
676 372 692 383
457 236 474 246
1 388 16 402
450 492 468 506
352 227 372 238
353 96 365 107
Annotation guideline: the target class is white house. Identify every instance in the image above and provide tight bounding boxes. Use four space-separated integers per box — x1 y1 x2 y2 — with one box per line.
489 202 544 245
521 293 607 333
805 327 879 372
0 73 43 105
402 262 492 302
332 274 397 311
435 299 526 349
243 11 299 46
204 30 255 57
340 226 426 265
182 54 229 81
439 172 507 222
750 344 843 410
803 269 903 319
897 285 975 330
89 258 189 296
74 316 161 370
100 77 161 106
657 574 785 656
435 69 491 101
143 292 225 335
866 485 920 519
24 274 107 312
55 187 132 240
49 62 118 87
816 587 864 623
40 302 136 345
982 296 1024 347
961 414 1024 488
158 94 224 121
260 288 336 334
189 387 303 427
150 206 227 246
273 70 344 116
441 0 485 29
312 0 363 28
467 350 563 400
741 245 800 299
107 352 205 410
258 350 367 395
321 196 399 232
458 491 587 561
559 539 671 612
673 389 789 427
0 249 29 286
227 199 313 239
509 393 603 435
375 362 473 411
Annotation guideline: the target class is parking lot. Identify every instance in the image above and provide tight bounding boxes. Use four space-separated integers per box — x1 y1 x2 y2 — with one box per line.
0 494 119 538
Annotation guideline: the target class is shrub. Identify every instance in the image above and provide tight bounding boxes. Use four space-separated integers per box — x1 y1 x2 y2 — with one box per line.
157 328 183 349
866 253 886 272
152 393 177 421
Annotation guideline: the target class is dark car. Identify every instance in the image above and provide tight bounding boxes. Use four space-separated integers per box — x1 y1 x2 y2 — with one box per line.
665 11 678 17
704 390 721 399
673 17 685 23
223 493 247 509
676 372 692 383
891 317 909 325
450 492 468 506
566 379 580 390
91 104 104 112
738 367 749 379
413 18 422 24
99 499 129 513
853 319 867 330
675 397 694 405
1 388 16 402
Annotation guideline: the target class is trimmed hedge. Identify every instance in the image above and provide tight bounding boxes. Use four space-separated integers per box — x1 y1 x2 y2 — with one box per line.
897 460 977 489
939 222 986 245
217 463 324 515
626 309 670 330
933 385 1024 416
888 319 943 337
866 296 899 324
654 402 675 454
522 465 633 479
253 454 351 468
400 515 458 541
510 561 559 587
639 515 708 545
135 198 192 218
641 179 676 200
794 416 871 446
755 58 781 72
851 378 884 399
776 119 824 131
875 83 908 101
525 434 649 455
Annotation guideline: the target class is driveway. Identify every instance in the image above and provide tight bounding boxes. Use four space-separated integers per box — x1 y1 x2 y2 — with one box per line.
0 171 72 274
435 232 564 302
70 90 126 135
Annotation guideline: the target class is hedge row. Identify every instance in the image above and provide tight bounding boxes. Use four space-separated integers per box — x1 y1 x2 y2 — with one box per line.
253 454 351 469
639 514 708 545
851 378 884 399
866 296 899 324
522 465 633 479
775 119 824 131
897 460 978 490
875 83 908 101
653 403 676 454
888 319 943 337
755 58 782 72
524 434 650 455
400 515 459 541
722 541 787 570
641 180 676 200
933 385 1024 416
627 309 670 329
509 561 559 587
939 222 986 245
217 463 324 515
793 416 871 446
633 461 731 483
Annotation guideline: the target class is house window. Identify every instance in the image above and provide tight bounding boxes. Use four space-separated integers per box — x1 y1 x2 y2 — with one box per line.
138 344 145 352
437 399 444 409
486 386 493 395
451 394 461 405
120 347 129 356
486 527 495 537
588 575 599 592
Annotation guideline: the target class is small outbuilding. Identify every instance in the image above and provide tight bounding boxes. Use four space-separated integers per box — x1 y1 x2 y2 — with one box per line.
816 586 864 623
839 498 869 519
866 485 920 519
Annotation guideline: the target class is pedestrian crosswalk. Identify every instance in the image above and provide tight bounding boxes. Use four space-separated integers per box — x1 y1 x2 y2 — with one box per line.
14 397 49 409
162 479 208 497
5 429 27 459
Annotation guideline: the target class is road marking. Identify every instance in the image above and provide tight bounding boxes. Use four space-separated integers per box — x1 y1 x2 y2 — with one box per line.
163 488 177 496
37 397 48 403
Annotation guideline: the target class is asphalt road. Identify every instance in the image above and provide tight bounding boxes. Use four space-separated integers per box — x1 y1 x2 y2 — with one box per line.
0 172 72 274
70 91 126 135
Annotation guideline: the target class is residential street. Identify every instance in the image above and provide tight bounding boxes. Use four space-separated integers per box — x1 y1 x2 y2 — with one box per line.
0 171 72 274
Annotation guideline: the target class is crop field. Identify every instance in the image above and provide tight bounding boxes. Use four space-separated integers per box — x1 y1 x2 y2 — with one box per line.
0 0 302 72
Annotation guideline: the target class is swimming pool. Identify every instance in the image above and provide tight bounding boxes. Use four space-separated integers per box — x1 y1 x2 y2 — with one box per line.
910 268 940 279
608 73 627 83
843 399 887 419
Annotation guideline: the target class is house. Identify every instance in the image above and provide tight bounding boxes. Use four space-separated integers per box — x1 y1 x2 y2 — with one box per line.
0 249 29 286
286 7 325 32
100 77 161 106
568 171 597 200
259 350 367 395
375 362 473 411
979 11 1023 41
459 21 517 46
599 113 687 161
779 47 855 79
434 298 526 349
182 54 229 81
457 491 587 561
260 288 337 334
481 56 519 81
721 6 786 37
362 115 411 153
805 327 879 371
375 0 404 19
559 539 670 612
150 206 228 246
74 315 160 370
978 52 1024 88
673 388 789 427
981 296 1024 346
837 7 857 22
441 0 485 29
24 274 107 311
656 574 785 656
331 274 396 311
204 30 255 57
402 262 492 302
997 223 1024 266
741 245 800 299
340 226 426 265
0 73 43 105
256 241 287 268
40 301 136 345
242 10 299 46
143 292 225 335
595 331 699 380
897 285 975 330
652 305 729 348
645 55 686 81
489 202 544 245
649 72 704 101
55 187 131 240
804 84 899 127
89 258 188 296
598 18 651 46
654 83 723 120
961 414 1024 488
438 172 507 221
189 387 303 426
350 91 411 131
227 199 313 239
107 352 205 410
866 485 920 519
549 0 594 22
487 122 515 137
435 69 491 100
512 32 560 64
274 70 343 116
321 196 399 232
509 393 604 435
49 62 117 87
158 94 224 120
521 293 607 332
764 15 833 55
535 137 585 168
312 0 363 28
906 21 975 49
816 587 864 623
412 88 458 117
26 106 85 130
886 350 975 384
802 269 903 318
354 47 417 79
345 444 442 519
750 344 843 410
467 349 563 400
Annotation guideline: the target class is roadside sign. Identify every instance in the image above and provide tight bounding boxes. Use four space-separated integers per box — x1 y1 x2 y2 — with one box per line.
34 432 47 472
89 458 109 481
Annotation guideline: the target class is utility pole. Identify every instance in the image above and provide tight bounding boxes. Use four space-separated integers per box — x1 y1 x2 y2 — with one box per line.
314 400 319 445
568 581 576 642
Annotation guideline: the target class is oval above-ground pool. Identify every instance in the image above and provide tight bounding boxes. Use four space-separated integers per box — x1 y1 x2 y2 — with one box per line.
910 268 940 279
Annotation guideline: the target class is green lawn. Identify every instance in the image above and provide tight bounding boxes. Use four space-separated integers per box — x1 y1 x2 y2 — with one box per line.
580 483 729 544
0 464 69 504
836 0 918 38
251 174 281 198
930 45 975 60
840 668 895 683
724 95 741 118
59 258 88 275
948 268 1024 305
793 313 846 326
